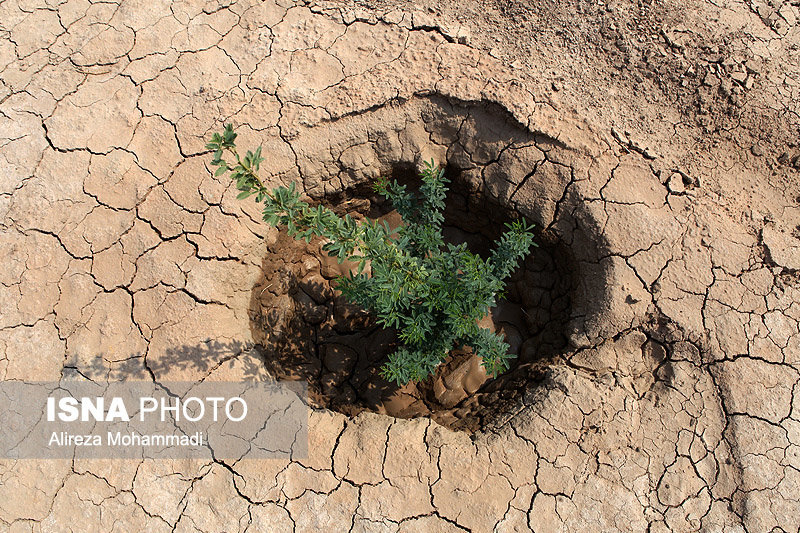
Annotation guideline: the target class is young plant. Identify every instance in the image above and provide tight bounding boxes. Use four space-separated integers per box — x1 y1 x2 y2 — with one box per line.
207 124 537 386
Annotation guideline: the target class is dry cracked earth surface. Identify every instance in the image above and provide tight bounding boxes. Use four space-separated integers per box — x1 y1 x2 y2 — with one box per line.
1 0 800 531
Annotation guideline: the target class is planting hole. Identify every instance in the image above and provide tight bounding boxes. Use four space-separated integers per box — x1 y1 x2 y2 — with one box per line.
248 163 575 432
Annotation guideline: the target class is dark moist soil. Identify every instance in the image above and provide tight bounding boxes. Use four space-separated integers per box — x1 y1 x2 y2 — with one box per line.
248 173 573 432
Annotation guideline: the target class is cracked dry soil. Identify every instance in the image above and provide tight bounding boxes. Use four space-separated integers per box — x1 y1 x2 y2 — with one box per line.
1 0 800 531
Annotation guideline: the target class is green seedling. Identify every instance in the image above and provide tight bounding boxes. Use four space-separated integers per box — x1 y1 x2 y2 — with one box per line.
207 124 536 385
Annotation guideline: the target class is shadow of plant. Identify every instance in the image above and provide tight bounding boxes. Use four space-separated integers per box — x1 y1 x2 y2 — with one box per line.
63 339 266 383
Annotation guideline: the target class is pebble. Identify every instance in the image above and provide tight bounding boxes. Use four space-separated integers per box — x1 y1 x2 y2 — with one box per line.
667 173 686 194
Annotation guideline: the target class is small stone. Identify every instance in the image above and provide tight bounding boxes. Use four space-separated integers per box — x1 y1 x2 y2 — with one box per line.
751 144 764 157
667 173 686 194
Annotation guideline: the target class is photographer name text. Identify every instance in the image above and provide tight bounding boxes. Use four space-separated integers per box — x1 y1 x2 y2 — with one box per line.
49 431 204 447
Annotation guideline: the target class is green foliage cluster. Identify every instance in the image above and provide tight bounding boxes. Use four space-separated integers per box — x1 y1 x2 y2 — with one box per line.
207 125 537 385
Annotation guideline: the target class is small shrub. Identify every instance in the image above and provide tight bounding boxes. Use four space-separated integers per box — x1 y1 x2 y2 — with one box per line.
207 125 537 385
